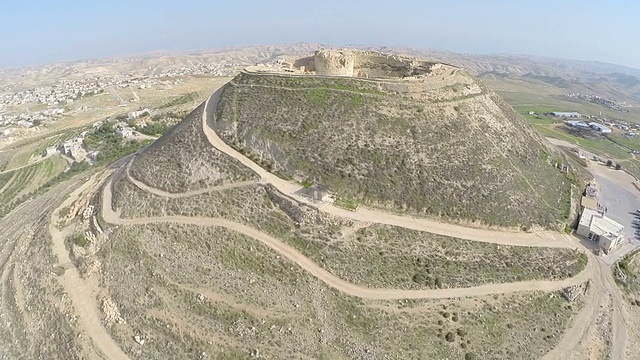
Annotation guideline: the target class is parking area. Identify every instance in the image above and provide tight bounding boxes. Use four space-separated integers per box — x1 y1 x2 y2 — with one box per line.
589 163 640 263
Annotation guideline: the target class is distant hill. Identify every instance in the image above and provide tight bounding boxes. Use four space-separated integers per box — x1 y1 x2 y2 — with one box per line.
3 43 640 102
206 50 575 228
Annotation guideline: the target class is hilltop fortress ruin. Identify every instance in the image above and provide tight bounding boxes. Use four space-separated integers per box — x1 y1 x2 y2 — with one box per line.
246 49 451 79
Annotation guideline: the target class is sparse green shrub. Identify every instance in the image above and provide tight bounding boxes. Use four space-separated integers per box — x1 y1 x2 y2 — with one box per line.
445 332 456 342
73 233 87 247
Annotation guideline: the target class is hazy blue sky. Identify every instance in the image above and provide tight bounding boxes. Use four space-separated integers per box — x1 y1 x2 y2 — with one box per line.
1 0 638 69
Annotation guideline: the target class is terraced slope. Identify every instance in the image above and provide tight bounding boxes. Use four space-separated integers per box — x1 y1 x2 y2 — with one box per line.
129 103 259 193
212 71 573 228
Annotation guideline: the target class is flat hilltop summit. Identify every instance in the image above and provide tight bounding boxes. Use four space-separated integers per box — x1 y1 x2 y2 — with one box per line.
131 48 578 228
247 48 453 79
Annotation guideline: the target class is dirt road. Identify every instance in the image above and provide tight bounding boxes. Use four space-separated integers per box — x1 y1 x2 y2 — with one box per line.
125 157 257 198
49 172 131 360
198 88 633 358
102 176 591 300
198 88 572 249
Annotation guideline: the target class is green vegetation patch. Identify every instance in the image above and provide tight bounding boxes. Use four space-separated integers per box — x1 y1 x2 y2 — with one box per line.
84 123 152 165
334 196 358 211
158 91 199 109
0 156 68 217
213 75 574 228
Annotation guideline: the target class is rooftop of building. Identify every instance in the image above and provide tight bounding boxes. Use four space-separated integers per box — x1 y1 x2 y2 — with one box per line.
580 207 624 239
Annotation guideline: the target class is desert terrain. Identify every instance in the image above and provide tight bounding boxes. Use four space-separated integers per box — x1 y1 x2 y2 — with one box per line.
1 45 640 359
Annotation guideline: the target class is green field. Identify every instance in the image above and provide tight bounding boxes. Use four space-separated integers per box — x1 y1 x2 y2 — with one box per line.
482 74 640 177
0 156 68 217
510 106 640 177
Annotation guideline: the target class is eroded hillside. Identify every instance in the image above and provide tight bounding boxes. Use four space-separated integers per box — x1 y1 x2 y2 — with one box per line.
211 66 573 228
129 103 259 193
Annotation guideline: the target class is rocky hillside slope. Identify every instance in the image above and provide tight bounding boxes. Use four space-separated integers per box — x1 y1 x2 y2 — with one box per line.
211 59 573 228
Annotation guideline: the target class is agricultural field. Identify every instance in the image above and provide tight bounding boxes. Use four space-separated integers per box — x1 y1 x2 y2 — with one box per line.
0 155 68 217
90 222 584 360
0 178 87 359
482 75 640 124
515 110 640 178
212 72 576 228
482 75 640 178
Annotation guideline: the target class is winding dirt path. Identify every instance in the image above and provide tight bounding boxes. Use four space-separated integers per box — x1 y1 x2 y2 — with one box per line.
198 85 629 357
102 176 592 300
125 157 258 198
197 87 572 249
49 172 130 360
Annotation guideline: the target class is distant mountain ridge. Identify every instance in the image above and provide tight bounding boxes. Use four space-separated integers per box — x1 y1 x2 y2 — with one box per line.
2 42 639 102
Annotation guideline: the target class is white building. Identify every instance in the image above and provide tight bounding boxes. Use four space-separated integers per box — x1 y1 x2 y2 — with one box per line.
87 151 100 161
127 108 149 120
551 111 582 118
576 208 624 254
116 127 134 138
589 122 612 133
565 120 590 129
41 146 57 157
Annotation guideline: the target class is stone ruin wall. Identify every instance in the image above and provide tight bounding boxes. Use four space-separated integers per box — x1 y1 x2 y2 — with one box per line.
312 49 356 77
311 49 445 79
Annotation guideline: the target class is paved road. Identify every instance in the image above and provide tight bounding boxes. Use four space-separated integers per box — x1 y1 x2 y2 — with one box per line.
590 163 640 264
594 171 639 241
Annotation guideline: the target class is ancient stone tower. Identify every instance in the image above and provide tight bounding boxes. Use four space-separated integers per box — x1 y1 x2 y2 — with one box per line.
313 49 355 77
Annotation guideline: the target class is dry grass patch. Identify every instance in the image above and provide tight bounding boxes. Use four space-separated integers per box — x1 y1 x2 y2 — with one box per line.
311 224 587 289
129 103 258 193
213 73 574 228
97 222 583 359
112 176 585 289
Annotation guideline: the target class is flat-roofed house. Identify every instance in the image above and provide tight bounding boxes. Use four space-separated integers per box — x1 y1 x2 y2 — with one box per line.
576 208 624 254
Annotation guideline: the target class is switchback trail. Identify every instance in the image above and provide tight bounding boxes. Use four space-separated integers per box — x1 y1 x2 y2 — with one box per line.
199 87 571 249
102 176 592 300
125 157 258 198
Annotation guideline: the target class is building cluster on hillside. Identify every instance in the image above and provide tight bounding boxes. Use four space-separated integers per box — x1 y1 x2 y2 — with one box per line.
0 61 242 110
127 108 150 120
1 80 103 107
0 108 65 129
150 62 241 78
567 93 629 112
39 120 144 163
0 61 246 146
556 110 640 136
